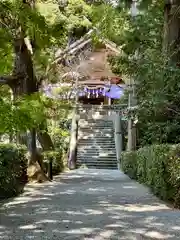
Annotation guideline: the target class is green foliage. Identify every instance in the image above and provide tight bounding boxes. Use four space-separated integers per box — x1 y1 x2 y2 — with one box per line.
43 115 70 175
65 0 92 30
0 93 47 134
121 151 137 179
0 0 93 80
0 0 64 75
0 88 72 136
48 117 70 147
50 125 69 148
134 57 180 146
91 4 129 45
43 150 67 175
102 0 180 146
0 0 94 138
121 144 180 207
0 143 28 199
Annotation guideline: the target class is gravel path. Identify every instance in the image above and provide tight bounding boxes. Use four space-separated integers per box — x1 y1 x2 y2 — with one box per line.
0 169 180 240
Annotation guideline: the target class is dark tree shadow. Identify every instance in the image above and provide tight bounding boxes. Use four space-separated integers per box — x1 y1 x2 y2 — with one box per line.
0 169 180 240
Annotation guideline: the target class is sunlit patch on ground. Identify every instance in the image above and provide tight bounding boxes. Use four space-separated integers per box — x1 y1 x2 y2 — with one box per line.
0 169 180 240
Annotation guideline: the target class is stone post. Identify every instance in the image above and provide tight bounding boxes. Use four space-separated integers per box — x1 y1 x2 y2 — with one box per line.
68 109 79 170
114 113 122 170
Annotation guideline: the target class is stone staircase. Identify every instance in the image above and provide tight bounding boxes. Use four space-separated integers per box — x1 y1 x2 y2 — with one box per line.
76 107 117 169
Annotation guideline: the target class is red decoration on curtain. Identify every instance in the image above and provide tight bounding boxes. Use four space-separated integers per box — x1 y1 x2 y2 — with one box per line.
110 77 123 84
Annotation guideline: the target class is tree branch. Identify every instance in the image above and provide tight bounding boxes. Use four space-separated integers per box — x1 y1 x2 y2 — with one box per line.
167 107 180 116
0 75 17 85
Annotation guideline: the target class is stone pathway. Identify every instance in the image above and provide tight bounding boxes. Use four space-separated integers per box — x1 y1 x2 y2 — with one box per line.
0 169 180 240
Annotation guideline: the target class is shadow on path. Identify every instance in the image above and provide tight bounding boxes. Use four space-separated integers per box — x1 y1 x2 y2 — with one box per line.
0 169 180 240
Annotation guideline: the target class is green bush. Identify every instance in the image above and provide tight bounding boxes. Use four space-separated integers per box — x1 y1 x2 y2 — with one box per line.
0 143 28 199
121 151 138 179
121 144 180 207
43 150 66 175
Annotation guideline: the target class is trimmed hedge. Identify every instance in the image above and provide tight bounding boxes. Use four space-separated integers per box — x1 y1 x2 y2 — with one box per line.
0 144 28 199
43 150 67 175
121 144 180 207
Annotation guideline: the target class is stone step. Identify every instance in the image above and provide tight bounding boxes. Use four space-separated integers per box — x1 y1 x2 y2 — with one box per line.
78 141 115 143
76 163 117 169
77 157 116 160
78 137 115 140
77 157 117 161
77 155 117 158
78 145 115 148
79 128 113 131
77 148 116 151
79 121 112 123
78 134 114 137
79 126 113 129
78 138 114 141
78 136 114 138
79 125 113 127
79 121 113 124
77 160 117 164
79 121 113 123
78 141 115 144
78 136 115 139
79 122 113 124
78 137 114 140
76 162 117 167
77 165 118 170
77 158 117 161
76 160 117 164
78 148 116 151
79 118 113 121
78 138 115 140
79 126 113 128
77 149 116 153
80 122 112 125
78 131 113 134
78 145 116 148
79 118 110 121
78 130 113 133
79 130 113 132
79 135 114 137
77 114 117 170
78 142 115 145
77 161 116 164
79 127 113 131
79 121 113 125
78 135 114 138
78 142 115 143
78 133 114 136
77 150 116 153
78 134 114 138
77 149 116 152
77 155 116 158
77 151 116 155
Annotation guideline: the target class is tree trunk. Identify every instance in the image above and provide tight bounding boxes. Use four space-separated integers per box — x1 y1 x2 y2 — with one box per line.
28 128 50 182
0 1 55 182
37 123 54 151
29 128 37 165
10 38 51 182
163 0 180 63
